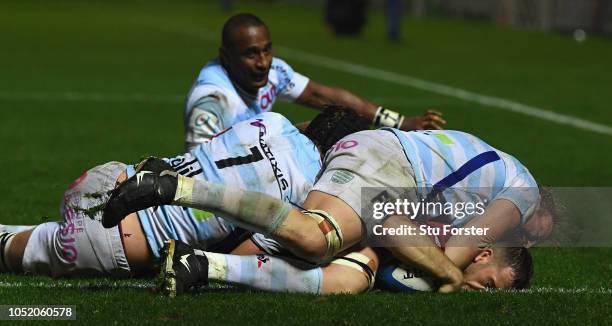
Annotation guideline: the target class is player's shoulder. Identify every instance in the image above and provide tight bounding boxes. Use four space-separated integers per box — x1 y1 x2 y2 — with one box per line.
248 112 293 128
187 58 240 108
194 58 232 87
201 58 222 71
248 112 299 138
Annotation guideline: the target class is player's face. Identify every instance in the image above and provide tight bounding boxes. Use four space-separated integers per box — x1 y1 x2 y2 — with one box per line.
222 25 273 95
462 249 515 290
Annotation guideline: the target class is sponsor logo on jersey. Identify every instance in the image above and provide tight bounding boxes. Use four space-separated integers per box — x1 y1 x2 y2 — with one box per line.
251 119 290 193
169 156 203 178
250 120 267 135
194 111 220 132
331 170 354 184
330 140 359 152
259 85 276 110
59 198 85 263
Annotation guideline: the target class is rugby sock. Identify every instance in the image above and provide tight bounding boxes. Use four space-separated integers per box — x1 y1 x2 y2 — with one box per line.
172 175 293 235
203 251 322 294
0 232 16 272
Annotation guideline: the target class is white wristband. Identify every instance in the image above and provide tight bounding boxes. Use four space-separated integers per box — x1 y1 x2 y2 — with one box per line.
373 107 405 128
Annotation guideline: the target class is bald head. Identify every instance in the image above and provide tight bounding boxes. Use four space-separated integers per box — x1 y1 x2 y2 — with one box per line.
222 13 269 50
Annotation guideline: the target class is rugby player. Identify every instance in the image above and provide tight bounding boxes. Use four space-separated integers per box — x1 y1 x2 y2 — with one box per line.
153 236 532 296
1 107 513 295
103 128 552 294
0 108 369 283
0 108 531 295
183 13 446 150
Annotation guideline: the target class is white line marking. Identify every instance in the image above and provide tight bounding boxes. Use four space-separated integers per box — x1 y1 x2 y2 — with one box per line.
0 90 183 103
504 287 612 294
0 280 233 290
0 281 152 289
274 46 612 137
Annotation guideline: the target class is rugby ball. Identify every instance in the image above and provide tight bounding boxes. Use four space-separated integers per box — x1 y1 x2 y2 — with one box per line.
376 262 436 293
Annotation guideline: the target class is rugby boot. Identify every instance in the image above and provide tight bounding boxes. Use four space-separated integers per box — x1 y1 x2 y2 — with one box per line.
102 170 177 228
157 240 209 297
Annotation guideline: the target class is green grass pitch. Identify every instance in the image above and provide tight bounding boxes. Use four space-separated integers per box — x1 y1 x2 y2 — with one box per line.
1 0 611 324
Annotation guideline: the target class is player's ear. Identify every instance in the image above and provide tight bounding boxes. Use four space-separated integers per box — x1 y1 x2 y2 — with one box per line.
473 248 493 263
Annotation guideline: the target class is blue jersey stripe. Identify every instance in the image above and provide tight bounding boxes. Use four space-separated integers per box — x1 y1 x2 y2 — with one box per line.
426 150 501 205
431 150 501 192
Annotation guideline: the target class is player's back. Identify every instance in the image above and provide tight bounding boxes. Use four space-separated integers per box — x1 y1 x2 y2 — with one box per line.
131 112 321 255
381 128 539 225
191 112 321 202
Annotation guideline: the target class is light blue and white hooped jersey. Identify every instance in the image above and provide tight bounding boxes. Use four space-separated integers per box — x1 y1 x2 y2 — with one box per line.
128 112 322 256
184 57 309 146
383 128 540 226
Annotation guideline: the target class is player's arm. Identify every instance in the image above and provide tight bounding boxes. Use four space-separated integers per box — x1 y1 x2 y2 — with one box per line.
294 80 446 130
444 199 522 270
184 95 226 151
383 215 463 293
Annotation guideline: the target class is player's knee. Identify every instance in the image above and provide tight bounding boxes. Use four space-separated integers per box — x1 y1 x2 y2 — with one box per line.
290 231 329 265
325 251 378 294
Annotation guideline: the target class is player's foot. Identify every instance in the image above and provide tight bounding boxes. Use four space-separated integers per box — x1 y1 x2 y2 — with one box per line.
157 240 209 297
101 170 178 228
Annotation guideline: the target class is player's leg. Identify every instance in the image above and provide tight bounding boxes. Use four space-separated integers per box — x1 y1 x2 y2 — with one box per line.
14 162 133 277
0 230 32 273
103 172 363 264
0 214 153 277
118 213 157 275
102 131 415 265
157 239 378 296
224 237 378 294
202 247 378 295
320 247 379 294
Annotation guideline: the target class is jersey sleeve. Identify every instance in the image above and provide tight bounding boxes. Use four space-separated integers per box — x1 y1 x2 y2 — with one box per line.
273 58 310 102
184 94 229 151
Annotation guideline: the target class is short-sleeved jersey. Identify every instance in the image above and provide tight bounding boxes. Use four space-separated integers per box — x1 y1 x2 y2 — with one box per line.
184 57 309 148
383 128 540 225
129 112 321 256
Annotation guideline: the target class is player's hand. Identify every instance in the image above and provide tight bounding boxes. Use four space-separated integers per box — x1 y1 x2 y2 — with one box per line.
437 267 464 294
401 110 446 130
